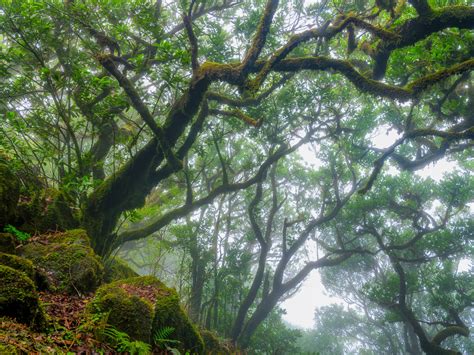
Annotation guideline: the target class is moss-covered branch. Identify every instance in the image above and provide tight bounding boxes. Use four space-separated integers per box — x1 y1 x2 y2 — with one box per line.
209 108 262 127
373 5 474 78
432 326 469 346
409 0 432 16
85 69 211 255
99 55 183 171
239 0 279 77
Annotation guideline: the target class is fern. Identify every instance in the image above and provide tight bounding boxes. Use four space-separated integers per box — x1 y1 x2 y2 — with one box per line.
4 224 30 242
153 326 181 351
103 326 151 355
153 326 175 344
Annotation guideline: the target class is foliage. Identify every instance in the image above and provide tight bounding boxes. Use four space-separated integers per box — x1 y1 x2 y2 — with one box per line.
103 326 152 354
4 224 30 242
0 0 472 352
153 326 181 350
247 308 302 354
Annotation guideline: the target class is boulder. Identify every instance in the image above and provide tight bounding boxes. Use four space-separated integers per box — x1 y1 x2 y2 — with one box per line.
0 265 46 330
200 329 228 354
89 276 204 352
153 291 204 353
16 188 78 234
20 229 103 294
0 252 35 280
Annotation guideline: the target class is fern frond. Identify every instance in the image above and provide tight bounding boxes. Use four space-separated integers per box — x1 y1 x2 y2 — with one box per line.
154 326 175 342
103 326 151 354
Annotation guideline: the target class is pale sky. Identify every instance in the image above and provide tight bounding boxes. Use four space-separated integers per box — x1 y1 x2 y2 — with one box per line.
282 271 343 328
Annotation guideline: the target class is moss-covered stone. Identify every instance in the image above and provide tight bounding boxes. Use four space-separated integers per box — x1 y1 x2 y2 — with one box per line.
153 289 204 354
88 276 163 342
20 230 103 294
47 229 91 246
103 257 139 283
0 252 35 280
200 329 226 354
90 286 154 342
0 161 20 229
89 276 204 352
0 233 16 254
0 265 47 330
16 188 79 234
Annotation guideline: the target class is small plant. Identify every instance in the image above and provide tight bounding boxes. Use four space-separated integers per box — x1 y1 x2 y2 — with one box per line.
4 224 31 242
103 326 151 355
153 326 181 350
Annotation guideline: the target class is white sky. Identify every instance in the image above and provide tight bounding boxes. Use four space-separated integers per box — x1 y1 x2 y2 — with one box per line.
282 271 343 328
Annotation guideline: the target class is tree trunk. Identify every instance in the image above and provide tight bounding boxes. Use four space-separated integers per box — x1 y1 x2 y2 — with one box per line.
83 73 211 256
237 291 279 348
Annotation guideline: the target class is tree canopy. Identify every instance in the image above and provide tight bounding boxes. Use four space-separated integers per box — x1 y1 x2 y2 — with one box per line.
0 0 473 352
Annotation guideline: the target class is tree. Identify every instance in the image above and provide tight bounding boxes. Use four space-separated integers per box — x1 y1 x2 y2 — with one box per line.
1 0 472 254
315 173 473 354
1 0 473 351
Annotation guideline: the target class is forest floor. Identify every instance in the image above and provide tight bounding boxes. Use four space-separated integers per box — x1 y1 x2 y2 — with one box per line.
0 291 115 353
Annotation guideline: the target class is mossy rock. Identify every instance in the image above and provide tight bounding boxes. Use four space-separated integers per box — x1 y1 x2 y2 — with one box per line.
20 230 103 294
0 252 35 280
0 233 16 254
153 288 204 353
0 265 47 330
46 229 91 246
88 276 164 342
89 276 204 353
103 257 139 283
0 162 20 229
89 282 154 342
16 188 79 234
200 329 227 354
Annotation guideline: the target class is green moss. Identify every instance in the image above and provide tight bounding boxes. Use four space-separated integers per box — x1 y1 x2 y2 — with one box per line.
407 58 474 95
0 252 35 280
92 285 154 342
200 329 226 354
20 231 103 294
46 189 79 230
88 276 161 342
0 344 20 354
0 162 20 229
49 229 91 246
153 290 204 353
0 265 47 330
103 257 138 283
0 233 16 254
89 276 203 352
15 189 78 234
